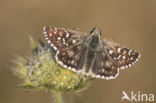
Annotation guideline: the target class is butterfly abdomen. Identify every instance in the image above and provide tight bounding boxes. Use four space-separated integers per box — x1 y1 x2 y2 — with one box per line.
84 36 100 73
85 49 96 73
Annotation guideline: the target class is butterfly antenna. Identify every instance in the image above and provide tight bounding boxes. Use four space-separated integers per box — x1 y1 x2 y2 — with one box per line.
72 27 80 30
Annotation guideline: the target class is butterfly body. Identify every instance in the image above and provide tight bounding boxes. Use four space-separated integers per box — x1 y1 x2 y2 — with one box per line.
83 27 103 75
43 26 140 80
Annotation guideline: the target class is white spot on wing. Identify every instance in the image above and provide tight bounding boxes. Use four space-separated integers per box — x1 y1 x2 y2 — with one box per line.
96 75 101 78
109 50 113 55
44 35 48 37
131 57 133 60
128 50 132 55
50 44 53 46
54 31 57 34
120 66 125 69
123 56 126 59
45 37 48 40
53 46 57 50
125 65 128 68
128 64 132 67
71 60 74 64
114 57 117 60
57 37 61 40
47 40 51 43
43 32 47 34
66 32 69 37
43 26 46 31
63 65 67 68
101 76 105 79
106 77 109 80
59 32 63 36
117 48 121 53
72 39 76 43
49 34 52 36
63 38 65 42
117 55 121 60
54 27 57 31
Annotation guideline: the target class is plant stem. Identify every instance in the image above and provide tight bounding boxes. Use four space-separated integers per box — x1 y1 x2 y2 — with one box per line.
54 91 63 103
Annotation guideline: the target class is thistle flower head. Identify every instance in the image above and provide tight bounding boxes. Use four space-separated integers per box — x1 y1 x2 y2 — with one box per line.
13 36 93 92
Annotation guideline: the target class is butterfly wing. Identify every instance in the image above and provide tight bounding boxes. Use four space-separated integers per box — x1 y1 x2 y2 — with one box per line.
103 39 140 69
92 47 119 80
43 26 87 50
56 44 88 72
43 26 88 71
92 39 140 80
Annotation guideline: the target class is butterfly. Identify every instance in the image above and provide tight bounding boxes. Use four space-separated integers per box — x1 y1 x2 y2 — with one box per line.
43 26 140 80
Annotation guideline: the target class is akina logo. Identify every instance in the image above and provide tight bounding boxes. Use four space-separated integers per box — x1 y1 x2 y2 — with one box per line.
121 91 154 102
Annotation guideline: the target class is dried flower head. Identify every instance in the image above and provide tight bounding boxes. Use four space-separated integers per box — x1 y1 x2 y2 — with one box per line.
12 36 93 93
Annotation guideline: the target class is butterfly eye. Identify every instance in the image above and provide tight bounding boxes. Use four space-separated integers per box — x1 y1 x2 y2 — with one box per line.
90 29 94 34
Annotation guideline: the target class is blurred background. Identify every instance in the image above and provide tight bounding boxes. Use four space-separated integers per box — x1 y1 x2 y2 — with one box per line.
0 0 156 103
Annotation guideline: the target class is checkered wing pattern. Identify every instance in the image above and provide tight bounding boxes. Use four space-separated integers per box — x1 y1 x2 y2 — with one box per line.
43 26 88 71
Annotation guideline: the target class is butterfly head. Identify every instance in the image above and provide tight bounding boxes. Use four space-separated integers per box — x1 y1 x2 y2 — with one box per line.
87 27 102 50
90 27 101 37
